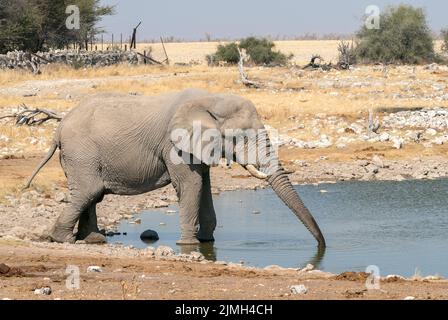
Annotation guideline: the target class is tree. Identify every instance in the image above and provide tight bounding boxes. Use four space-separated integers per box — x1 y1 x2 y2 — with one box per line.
0 0 114 53
355 4 435 64
0 0 42 52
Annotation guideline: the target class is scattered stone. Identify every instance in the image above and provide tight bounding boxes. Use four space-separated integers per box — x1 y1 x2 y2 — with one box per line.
34 287 52 295
372 155 385 168
356 160 369 167
54 192 67 203
425 128 437 136
252 210 261 214
298 264 315 275
0 263 23 277
385 274 406 282
130 218 141 224
0 263 10 274
404 296 416 300
391 137 404 149
264 265 285 271
155 246 175 257
86 266 103 273
378 132 390 142
140 229 159 242
189 251 205 262
290 284 308 295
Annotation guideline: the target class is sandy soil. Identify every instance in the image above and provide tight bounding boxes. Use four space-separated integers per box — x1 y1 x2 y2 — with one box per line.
1 49 448 299
1 240 447 300
1 154 448 300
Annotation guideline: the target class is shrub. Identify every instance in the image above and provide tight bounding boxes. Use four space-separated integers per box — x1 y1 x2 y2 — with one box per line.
355 5 435 64
207 37 291 66
239 37 289 66
337 40 357 68
210 43 240 64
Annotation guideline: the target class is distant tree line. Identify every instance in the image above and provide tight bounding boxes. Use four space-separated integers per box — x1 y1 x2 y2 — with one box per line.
0 0 114 53
209 4 448 66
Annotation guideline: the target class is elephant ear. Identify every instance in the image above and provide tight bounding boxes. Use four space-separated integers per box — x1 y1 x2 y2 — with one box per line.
168 97 223 166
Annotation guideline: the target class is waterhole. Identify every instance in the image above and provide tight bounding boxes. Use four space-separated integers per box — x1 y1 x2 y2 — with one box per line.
111 179 448 277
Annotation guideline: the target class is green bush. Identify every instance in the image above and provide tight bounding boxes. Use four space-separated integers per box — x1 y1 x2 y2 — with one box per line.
239 37 289 66
207 37 291 66
355 5 435 64
211 43 240 64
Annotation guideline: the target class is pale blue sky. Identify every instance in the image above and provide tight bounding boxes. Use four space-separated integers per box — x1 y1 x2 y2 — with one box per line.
99 0 447 41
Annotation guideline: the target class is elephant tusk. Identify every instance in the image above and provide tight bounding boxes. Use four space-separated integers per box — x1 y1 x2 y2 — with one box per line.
244 164 268 179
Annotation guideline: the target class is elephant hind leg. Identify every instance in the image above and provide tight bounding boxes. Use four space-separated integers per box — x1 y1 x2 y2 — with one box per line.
76 202 106 244
50 176 105 244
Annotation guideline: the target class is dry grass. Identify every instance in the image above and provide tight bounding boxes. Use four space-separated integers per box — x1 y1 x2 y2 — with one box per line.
140 39 445 66
1 40 448 202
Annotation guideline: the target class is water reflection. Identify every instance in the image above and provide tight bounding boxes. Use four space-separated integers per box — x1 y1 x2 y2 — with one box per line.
179 241 325 269
179 242 217 261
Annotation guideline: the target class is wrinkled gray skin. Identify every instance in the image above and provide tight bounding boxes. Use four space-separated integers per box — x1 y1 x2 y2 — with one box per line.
25 89 325 247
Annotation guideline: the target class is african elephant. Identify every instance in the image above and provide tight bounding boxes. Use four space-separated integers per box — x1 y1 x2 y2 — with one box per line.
25 89 325 247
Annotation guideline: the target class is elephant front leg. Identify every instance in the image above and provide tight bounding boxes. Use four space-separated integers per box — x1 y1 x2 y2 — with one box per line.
176 183 202 245
197 168 216 242
168 165 203 245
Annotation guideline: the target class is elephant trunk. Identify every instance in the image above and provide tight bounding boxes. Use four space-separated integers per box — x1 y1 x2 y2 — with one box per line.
267 170 326 247
242 132 326 247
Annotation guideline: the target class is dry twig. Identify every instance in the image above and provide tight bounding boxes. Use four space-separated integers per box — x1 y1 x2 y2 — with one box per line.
0 104 62 126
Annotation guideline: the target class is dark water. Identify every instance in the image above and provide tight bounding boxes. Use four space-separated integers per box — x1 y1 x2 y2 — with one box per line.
112 179 448 277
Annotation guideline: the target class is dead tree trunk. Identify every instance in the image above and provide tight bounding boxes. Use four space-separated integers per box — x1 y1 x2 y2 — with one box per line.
237 48 260 88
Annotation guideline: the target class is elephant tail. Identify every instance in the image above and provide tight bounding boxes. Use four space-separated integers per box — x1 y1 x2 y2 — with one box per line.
23 140 59 189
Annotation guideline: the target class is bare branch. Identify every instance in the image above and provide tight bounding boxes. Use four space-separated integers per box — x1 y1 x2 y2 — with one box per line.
0 104 62 126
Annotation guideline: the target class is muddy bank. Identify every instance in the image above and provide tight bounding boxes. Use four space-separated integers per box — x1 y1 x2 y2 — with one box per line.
1 240 447 300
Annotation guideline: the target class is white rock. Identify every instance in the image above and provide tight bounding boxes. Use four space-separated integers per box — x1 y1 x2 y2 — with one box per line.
299 264 315 273
404 296 415 300
379 132 390 142
87 266 102 273
54 192 67 203
290 284 308 295
372 155 384 168
264 265 285 271
34 287 52 295
189 251 205 261
386 274 405 280
425 128 437 136
391 137 404 149
155 246 175 257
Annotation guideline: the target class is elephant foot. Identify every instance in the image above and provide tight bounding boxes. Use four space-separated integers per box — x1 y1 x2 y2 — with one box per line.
82 232 107 244
197 235 215 243
176 238 200 245
197 230 215 243
49 227 76 244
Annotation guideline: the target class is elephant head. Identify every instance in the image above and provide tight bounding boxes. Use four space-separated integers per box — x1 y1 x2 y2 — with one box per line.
168 93 326 247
